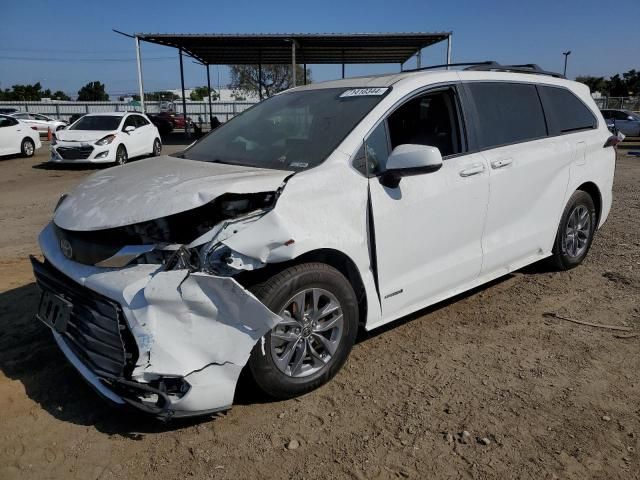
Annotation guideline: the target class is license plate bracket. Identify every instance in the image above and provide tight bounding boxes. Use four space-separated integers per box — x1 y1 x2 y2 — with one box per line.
37 290 72 334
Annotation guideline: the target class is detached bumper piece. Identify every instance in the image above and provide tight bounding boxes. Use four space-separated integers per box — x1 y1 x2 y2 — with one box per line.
31 256 189 419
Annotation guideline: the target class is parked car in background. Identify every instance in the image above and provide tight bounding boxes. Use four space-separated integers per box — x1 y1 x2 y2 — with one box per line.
0 107 19 115
10 112 67 134
600 109 640 136
0 114 42 157
147 114 174 136
51 112 161 165
156 111 190 129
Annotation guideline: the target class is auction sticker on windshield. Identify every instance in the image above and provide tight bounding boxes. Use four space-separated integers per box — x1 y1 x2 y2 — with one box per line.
339 88 389 98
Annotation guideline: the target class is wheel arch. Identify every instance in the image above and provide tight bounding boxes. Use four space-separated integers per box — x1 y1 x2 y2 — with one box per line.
235 248 368 329
576 181 602 227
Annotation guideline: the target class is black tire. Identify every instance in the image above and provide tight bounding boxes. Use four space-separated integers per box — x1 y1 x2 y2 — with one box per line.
550 190 597 270
115 145 128 165
152 138 162 156
20 138 35 157
247 263 358 399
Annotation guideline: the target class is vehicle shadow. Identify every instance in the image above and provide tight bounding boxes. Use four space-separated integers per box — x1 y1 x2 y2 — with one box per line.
32 162 104 171
0 262 549 434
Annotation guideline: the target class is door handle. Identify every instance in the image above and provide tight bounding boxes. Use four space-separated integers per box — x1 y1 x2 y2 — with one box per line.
459 163 485 177
490 158 513 169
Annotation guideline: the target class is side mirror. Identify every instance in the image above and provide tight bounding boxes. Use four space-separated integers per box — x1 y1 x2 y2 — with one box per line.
380 144 443 188
124 125 136 133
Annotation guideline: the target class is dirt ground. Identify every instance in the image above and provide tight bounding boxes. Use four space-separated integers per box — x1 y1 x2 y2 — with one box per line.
0 141 638 480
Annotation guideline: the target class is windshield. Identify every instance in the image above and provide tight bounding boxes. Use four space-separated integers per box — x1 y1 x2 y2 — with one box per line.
178 87 389 171
70 115 122 131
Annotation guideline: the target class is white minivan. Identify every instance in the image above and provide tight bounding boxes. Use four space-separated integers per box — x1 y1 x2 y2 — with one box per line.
32 63 616 418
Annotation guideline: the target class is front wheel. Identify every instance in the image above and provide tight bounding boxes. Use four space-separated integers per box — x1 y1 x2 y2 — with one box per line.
248 263 359 399
21 138 35 157
550 190 597 270
152 138 162 156
115 145 128 165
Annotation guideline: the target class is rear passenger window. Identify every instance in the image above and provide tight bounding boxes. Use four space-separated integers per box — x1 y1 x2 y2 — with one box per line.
466 82 547 149
538 86 597 134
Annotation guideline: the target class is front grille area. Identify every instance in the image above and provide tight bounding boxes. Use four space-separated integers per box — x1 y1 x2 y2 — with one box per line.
56 145 94 160
31 257 138 379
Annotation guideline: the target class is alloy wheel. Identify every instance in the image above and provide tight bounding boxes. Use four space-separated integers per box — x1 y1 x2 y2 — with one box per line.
271 288 344 378
116 147 127 165
563 205 591 258
23 140 34 156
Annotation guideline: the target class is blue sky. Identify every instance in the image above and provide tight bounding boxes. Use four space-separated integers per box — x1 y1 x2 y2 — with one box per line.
1 0 637 96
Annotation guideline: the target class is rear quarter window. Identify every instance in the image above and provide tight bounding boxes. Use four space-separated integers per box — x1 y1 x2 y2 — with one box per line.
538 86 597 135
466 82 547 150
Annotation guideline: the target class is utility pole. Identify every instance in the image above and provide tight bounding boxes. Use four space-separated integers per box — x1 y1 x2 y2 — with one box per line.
562 50 572 77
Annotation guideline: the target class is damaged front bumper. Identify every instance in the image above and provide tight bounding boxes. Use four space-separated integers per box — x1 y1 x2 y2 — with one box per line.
32 223 281 419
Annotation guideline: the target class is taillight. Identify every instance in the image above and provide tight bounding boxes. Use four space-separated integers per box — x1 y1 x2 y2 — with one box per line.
604 132 625 148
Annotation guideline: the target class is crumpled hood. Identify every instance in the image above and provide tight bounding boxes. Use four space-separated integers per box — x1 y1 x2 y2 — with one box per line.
54 155 292 231
55 129 114 142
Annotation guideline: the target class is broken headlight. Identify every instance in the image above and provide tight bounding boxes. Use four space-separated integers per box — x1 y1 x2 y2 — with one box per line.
200 243 264 276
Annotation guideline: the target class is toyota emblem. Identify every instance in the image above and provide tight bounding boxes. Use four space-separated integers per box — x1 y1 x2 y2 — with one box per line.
60 239 73 259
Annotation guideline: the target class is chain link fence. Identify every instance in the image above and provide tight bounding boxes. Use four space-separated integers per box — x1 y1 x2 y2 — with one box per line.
0 101 257 123
593 97 640 112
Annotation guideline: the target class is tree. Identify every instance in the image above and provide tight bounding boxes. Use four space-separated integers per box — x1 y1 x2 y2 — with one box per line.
575 76 608 94
190 86 218 101
0 82 45 101
608 74 627 97
51 90 71 101
622 69 640 96
77 81 109 101
229 64 312 98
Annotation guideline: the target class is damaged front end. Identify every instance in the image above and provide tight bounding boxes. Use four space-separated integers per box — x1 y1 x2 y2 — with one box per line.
33 176 290 419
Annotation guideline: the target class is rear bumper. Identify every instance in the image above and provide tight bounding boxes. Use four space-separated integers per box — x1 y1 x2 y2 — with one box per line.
33 222 281 418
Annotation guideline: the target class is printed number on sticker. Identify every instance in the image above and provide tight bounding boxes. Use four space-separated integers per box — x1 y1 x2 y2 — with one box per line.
340 88 389 98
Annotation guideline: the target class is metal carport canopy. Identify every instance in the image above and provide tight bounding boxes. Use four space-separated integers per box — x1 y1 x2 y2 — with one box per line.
135 32 452 65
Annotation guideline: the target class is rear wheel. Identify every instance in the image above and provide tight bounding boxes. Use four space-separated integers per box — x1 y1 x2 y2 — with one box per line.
248 263 358 399
550 190 597 270
21 138 35 157
115 145 128 165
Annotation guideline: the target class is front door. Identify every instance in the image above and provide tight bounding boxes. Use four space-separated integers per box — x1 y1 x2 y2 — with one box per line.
367 87 490 318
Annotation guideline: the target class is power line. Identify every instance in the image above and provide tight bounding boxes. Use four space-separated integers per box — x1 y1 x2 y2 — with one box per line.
0 56 176 62
0 47 136 54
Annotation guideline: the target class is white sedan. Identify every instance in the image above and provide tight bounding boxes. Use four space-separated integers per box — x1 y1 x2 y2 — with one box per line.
11 112 67 134
51 112 162 165
0 114 42 157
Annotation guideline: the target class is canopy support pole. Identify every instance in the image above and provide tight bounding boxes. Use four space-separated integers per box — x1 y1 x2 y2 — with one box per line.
179 48 187 135
135 36 145 112
291 40 297 87
341 49 345 78
258 50 263 100
303 63 307 84
446 34 452 68
416 49 422 69
206 64 213 128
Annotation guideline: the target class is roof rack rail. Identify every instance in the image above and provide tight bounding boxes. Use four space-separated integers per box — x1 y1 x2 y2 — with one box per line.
464 62 565 78
402 61 498 73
